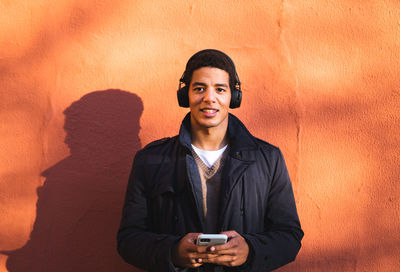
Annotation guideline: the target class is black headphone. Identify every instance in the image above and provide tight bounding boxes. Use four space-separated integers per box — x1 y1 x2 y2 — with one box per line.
177 49 242 109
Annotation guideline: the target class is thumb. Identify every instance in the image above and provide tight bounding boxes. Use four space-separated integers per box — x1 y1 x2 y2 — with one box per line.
220 230 238 239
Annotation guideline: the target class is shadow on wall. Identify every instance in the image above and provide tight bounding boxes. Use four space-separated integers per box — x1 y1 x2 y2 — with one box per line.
2 89 144 272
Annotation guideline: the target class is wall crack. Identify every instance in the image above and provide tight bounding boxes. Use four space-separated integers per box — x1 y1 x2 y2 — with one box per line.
278 0 303 186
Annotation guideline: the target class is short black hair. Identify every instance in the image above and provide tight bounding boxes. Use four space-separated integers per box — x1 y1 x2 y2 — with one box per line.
182 49 238 90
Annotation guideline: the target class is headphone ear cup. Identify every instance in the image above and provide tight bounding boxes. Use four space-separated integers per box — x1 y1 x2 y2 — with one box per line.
230 87 242 109
177 86 190 107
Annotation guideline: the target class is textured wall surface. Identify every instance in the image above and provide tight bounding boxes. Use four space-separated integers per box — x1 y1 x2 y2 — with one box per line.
1 1 399 271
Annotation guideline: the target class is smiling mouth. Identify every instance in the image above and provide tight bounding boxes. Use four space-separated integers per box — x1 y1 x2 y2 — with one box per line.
201 109 218 113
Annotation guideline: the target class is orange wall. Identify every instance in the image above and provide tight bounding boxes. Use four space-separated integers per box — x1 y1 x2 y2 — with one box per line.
1 1 399 271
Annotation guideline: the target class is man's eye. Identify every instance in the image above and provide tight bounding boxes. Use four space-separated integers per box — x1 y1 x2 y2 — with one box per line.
194 87 205 92
216 88 226 93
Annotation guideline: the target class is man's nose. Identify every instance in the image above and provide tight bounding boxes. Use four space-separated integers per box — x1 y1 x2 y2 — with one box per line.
203 88 216 102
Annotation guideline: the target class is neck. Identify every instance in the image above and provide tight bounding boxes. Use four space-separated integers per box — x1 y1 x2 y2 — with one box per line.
191 123 229 151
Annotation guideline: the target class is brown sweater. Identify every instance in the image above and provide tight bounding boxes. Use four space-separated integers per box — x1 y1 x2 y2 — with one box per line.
192 149 228 233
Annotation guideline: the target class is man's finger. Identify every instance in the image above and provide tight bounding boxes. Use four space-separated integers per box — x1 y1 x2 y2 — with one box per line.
195 245 210 253
209 248 237 256
211 236 239 251
201 254 237 265
191 252 219 259
220 230 239 239
188 262 203 268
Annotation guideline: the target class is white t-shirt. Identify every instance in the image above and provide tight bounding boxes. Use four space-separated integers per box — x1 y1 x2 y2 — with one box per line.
191 144 228 168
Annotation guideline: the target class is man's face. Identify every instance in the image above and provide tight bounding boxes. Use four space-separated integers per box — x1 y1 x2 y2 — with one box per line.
188 67 231 131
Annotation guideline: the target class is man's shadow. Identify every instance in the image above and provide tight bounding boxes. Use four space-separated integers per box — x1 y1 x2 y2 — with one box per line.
3 89 144 272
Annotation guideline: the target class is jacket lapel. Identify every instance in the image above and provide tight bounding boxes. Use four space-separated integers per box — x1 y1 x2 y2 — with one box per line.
185 154 206 231
219 153 254 229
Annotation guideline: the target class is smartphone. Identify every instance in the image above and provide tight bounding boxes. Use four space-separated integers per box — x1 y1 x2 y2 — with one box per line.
196 234 228 246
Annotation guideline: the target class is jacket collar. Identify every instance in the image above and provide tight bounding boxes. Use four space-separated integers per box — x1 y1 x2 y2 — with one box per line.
178 112 258 153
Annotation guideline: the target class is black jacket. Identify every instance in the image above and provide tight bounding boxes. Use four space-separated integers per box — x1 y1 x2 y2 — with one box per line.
117 113 303 271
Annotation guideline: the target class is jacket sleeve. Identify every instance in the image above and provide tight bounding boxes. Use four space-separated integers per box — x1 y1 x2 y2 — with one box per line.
242 148 304 271
117 150 182 272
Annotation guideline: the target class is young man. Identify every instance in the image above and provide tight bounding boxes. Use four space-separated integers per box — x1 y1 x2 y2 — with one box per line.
117 49 303 271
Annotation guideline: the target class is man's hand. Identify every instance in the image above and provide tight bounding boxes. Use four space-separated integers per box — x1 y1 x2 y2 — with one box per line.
201 230 249 267
172 233 218 268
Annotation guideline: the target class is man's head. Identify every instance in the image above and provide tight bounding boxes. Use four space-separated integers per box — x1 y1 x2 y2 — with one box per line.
177 49 242 108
